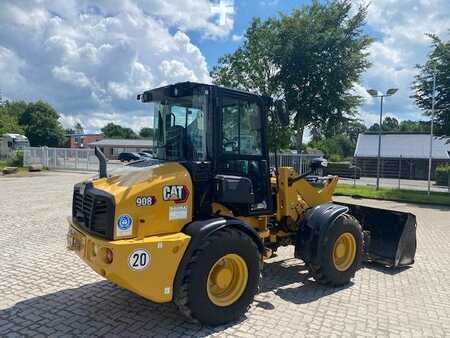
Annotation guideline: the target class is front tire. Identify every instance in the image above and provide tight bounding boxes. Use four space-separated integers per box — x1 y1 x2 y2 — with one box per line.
307 214 363 286
174 228 261 325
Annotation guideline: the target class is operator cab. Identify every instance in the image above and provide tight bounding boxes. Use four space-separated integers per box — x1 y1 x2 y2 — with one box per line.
138 82 273 217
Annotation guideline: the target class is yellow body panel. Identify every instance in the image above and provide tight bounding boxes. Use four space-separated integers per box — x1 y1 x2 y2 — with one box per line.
68 219 190 303
274 167 338 224
213 167 338 233
212 202 269 235
93 162 193 239
67 162 338 304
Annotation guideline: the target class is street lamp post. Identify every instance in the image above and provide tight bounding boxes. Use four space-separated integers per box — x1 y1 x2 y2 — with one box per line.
427 67 437 196
367 88 398 190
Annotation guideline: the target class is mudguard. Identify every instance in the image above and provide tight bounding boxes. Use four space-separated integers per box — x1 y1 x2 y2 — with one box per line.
173 217 264 294
295 203 349 265
296 202 417 268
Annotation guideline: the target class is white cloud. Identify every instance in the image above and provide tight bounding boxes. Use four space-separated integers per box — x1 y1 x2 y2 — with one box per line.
231 34 243 42
359 110 403 127
0 47 27 93
52 66 93 88
354 0 450 125
60 110 154 134
259 0 279 6
140 0 234 38
0 0 233 131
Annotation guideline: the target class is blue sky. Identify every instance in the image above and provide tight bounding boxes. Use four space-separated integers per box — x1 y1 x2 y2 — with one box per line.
191 0 303 68
0 0 449 135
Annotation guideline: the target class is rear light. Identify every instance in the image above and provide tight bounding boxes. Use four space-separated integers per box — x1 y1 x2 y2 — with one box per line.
105 248 113 264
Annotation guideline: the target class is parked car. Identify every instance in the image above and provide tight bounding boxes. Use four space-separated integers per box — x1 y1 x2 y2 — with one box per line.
118 152 141 162
138 152 153 158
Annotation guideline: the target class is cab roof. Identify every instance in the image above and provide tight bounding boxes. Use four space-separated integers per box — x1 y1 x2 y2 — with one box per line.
137 81 272 106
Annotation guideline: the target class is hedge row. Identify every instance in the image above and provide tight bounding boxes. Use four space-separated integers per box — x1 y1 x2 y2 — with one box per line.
435 165 450 186
324 161 361 178
6 151 24 167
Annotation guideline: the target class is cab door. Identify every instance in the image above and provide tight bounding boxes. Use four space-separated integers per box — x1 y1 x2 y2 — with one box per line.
215 89 272 215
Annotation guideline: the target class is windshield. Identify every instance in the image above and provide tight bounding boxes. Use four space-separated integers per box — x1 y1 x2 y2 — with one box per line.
153 90 207 161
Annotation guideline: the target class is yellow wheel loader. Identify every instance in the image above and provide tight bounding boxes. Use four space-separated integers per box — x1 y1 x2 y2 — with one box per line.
67 82 417 325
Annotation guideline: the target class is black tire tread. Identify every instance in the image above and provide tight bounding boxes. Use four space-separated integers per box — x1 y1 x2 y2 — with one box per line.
306 213 363 287
174 227 262 323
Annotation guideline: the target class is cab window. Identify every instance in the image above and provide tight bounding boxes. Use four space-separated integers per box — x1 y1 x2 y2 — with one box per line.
222 97 262 156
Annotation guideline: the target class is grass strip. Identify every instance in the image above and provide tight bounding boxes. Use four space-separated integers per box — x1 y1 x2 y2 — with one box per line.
335 184 450 206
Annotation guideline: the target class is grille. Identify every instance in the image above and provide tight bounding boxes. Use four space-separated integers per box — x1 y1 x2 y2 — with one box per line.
72 185 113 239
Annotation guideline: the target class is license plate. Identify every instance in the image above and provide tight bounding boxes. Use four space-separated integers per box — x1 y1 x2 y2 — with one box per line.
67 227 85 252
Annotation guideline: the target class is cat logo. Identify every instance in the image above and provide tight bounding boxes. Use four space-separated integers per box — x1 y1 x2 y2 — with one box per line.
162 185 189 203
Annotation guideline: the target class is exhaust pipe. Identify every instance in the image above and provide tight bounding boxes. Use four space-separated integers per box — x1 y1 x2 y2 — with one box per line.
94 146 107 178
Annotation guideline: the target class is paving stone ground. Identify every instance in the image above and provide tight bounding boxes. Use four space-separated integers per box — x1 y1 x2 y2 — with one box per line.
1 171 449 337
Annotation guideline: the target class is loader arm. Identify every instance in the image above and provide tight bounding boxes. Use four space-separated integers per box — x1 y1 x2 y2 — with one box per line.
275 166 338 224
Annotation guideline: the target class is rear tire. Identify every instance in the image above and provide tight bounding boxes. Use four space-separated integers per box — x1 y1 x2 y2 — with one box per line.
307 214 363 286
174 228 261 325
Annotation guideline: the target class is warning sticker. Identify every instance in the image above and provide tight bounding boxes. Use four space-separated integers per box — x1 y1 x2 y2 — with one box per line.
169 206 188 220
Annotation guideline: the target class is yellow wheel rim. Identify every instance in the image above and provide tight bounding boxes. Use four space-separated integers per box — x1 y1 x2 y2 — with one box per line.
207 254 248 307
332 232 356 272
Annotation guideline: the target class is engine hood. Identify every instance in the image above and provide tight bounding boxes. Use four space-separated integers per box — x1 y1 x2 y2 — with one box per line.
92 162 193 238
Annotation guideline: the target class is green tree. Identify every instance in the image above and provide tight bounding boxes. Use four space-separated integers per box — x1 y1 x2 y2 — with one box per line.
346 120 367 144
0 101 28 135
399 120 430 132
2 101 28 120
101 122 138 139
0 112 24 135
211 0 372 151
19 101 65 147
412 33 450 136
0 109 23 135
74 122 84 134
311 117 367 143
211 18 286 150
310 134 354 160
139 127 154 139
211 18 280 97
273 0 372 149
382 117 399 131
310 118 366 160
369 117 399 132
368 123 379 131
367 117 430 133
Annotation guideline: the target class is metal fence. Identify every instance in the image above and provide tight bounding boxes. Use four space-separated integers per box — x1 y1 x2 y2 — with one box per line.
24 147 101 171
269 153 319 174
332 157 450 193
22 147 450 193
0 150 19 160
23 147 320 174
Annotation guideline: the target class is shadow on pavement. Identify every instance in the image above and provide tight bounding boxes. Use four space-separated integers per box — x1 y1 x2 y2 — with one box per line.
364 262 411 275
2 257 407 336
408 202 450 212
1 281 228 337
260 258 352 306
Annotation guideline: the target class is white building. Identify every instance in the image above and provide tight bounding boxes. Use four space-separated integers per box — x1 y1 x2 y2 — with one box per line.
354 133 450 180
89 138 153 159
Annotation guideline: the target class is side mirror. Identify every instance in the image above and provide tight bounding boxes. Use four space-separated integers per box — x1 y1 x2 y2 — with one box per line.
274 100 289 127
310 157 328 171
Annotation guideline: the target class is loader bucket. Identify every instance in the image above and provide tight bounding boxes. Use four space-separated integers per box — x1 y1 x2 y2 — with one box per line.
337 202 417 268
